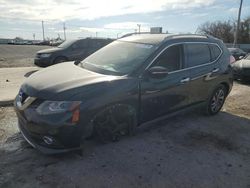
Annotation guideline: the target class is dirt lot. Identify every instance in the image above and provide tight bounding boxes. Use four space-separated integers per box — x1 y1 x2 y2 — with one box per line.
0 45 51 68
0 82 250 188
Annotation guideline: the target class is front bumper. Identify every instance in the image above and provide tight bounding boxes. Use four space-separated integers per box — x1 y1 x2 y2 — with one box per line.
15 102 83 154
18 121 78 154
233 68 250 80
34 57 53 67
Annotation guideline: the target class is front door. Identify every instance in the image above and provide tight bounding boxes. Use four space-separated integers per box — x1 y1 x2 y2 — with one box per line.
140 44 191 123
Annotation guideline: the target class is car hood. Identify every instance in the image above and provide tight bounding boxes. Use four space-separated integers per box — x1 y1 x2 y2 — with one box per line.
37 47 62 54
21 62 119 100
233 59 250 69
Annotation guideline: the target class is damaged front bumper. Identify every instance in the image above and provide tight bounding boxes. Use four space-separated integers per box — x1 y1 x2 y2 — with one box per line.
14 99 84 154
18 121 79 154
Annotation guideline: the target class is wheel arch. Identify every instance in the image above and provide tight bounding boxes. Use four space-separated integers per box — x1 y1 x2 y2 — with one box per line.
219 82 230 96
92 103 139 124
90 103 138 136
53 56 68 64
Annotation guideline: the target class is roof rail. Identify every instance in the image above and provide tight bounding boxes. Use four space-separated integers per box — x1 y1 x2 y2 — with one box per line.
120 32 162 38
205 34 215 39
121 33 216 39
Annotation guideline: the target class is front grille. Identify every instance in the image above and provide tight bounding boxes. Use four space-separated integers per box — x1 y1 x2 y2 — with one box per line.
18 90 29 104
16 90 37 110
29 98 44 108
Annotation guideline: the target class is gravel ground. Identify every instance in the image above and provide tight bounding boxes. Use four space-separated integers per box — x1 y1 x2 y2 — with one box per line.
0 82 250 188
0 45 52 68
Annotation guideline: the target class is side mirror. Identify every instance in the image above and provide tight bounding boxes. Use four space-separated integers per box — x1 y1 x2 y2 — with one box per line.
74 60 81 65
146 66 169 79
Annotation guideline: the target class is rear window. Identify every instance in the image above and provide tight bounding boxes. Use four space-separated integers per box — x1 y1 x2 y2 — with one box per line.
186 44 211 67
209 44 221 61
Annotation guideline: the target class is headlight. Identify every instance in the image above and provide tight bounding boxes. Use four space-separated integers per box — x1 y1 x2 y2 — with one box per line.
40 53 51 58
36 101 81 115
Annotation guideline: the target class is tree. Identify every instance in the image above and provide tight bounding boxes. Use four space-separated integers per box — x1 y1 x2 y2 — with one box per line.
197 17 250 44
238 17 250 43
197 21 234 43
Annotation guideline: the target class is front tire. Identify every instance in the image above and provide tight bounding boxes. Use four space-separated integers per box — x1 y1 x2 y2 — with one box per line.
205 84 227 115
92 105 137 143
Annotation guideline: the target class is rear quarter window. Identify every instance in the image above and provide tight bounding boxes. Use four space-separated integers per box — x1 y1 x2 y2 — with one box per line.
209 44 221 61
186 43 211 67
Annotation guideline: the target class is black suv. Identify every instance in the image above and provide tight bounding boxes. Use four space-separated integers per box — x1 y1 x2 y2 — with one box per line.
15 34 233 154
34 38 113 67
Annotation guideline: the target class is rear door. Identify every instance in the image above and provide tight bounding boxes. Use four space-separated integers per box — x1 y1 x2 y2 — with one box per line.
186 43 222 104
140 44 191 122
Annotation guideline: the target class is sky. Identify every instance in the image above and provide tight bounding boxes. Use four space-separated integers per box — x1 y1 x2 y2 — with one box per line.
0 0 249 40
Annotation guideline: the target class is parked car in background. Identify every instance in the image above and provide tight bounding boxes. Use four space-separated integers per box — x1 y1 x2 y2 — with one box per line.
232 53 250 81
228 48 247 61
37 40 50 46
49 38 64 46
34 38 113 67
15 34 233 154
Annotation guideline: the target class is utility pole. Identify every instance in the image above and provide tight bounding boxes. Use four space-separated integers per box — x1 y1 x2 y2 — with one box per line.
234 0 243 47
33 33 35 40
42 20 45 41
63 22 66 40
117 32 122 39
137 24 141 34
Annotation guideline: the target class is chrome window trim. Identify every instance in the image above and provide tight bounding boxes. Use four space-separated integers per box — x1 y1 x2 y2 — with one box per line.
17 96 36 110
144 41 223 75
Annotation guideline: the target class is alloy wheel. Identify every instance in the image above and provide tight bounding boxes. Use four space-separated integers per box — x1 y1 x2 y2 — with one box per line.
210 88 225 113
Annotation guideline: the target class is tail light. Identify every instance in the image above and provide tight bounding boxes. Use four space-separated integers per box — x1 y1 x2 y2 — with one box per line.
230 55 236 64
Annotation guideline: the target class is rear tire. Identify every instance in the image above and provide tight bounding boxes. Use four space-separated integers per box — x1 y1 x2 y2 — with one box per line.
204 84 227 115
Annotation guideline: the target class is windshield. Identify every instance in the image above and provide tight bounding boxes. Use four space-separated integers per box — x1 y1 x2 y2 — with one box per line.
80 41 156 75
58 39 76 48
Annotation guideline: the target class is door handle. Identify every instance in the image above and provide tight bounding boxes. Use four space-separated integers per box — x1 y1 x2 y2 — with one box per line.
211 68 219 73
180 77 190 83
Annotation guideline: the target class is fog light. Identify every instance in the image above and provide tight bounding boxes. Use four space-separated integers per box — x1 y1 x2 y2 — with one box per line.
43 136 54 145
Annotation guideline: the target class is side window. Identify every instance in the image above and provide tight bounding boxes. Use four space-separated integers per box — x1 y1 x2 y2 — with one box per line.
79 40 88 48
91 41 101 48
71 42 79 49
72 40 88 49
186 44 210 67
153 44 183 72
209 44 221 61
